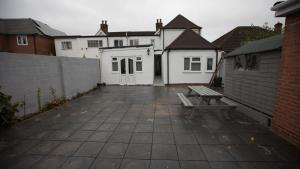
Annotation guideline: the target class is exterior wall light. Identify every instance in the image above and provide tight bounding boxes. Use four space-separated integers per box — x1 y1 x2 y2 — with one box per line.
147 48 150 55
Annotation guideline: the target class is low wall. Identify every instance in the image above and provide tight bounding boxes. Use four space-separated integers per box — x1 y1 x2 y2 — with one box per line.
0 52 100 116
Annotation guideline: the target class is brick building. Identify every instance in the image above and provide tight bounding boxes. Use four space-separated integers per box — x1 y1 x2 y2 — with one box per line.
0 18 66 55
271 0 300 148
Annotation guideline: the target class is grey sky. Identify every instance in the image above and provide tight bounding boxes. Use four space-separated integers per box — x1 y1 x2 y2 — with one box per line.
0 0 284 41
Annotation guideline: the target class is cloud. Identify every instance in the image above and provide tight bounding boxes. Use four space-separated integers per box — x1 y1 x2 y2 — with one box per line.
0 0 284 41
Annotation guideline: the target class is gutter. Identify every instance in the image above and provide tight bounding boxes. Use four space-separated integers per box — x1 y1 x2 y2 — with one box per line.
271 0 300 17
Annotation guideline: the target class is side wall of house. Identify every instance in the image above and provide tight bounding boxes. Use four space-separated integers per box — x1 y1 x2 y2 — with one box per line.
35 35 56 55
0 35 8 51
101 47 154 85
224 50 280 117
272 11 300 148
0 52 100 117
162 50 217 84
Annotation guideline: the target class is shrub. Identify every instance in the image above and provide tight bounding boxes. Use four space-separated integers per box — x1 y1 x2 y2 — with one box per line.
0 88 19 128
213 77 223 87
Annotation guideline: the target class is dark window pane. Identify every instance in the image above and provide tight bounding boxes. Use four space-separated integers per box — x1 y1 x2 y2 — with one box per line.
121 59 126 74
207 58 213 70
184 58 190 70
112 62 118 71
128 59 133 74
136 62 142 71
191 63 201 71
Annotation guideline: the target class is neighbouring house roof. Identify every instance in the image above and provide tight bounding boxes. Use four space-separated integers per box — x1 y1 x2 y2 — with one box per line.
0 18 66 36
165 29 217 50
226 34 282 57
271 0 300 17
163 14 202 29
212 26 273 53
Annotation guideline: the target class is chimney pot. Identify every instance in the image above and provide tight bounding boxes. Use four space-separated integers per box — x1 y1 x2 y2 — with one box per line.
274 22 282 33
156 18 163 31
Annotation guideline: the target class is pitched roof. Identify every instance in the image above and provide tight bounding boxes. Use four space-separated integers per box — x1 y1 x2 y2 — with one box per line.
166 29 217 50
163 14 202 29
107 31 156 37
212 26 273 52
0 18 66 36
226 34 282 57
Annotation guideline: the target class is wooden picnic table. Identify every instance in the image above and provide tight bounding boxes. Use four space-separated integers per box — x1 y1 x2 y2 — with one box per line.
187 86 223 105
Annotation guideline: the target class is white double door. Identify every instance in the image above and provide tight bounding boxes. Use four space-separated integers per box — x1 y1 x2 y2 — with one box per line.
120 57 136 85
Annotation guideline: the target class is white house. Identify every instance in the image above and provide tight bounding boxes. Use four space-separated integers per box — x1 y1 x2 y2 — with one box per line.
54 15 220 85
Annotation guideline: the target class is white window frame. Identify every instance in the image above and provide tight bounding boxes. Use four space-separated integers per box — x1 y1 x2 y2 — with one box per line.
114 40 123 47
183 57 201 72
135 56 143 72
16 35 28 45
87 40 102 48
111 57 119 73
206 57 214 72
61 41 72 50
129 39 139 46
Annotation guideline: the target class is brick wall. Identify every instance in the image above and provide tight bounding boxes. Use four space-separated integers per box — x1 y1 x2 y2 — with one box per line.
35 35 56 55
0 34 55 55
272 11 300 149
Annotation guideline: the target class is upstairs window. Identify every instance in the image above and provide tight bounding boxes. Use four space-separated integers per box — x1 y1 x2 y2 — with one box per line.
184 57 201 71
207 58 213 71
61 41 72 50
234 55 245 70
87 40 102 47
16 35 28 45
114 40 123 47
129 39 139 46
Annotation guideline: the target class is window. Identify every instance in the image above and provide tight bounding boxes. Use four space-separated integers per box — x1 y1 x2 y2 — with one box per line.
245 54 258 70
16 35 28 45
184 57 201 71
61 41 72 50
87 40 102 47
207 58 213 71
114 40 123 47
136 57 143 72
234 55 246 70
129 39 139 46
150 39 155 46
112 57 118 72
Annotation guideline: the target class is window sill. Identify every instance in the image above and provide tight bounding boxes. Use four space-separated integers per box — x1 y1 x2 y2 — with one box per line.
136 71 143 73
17 44 28 46
183 71 202 73
112 71 119 74
206 70 214 73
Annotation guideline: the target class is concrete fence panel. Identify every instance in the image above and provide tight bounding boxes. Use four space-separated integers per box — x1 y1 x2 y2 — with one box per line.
0 52 100 117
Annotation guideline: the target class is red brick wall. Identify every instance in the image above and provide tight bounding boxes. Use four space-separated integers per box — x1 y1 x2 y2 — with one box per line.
6 35 35 54
272 12 300 149
0 34 55 55
35 35 56 55
0 35 8 51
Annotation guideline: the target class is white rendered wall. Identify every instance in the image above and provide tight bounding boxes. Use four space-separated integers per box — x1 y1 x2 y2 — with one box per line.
162 50 217 84
100 47 154 85
55 37 108 59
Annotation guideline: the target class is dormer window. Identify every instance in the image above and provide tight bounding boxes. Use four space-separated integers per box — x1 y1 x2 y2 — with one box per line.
16 35 28 45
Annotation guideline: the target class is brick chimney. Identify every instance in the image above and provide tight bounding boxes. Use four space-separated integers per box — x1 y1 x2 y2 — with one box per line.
274 22 282 33
156 19 163 31
100 20 108 34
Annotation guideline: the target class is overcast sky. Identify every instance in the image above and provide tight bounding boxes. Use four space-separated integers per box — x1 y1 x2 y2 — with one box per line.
0 0 284 41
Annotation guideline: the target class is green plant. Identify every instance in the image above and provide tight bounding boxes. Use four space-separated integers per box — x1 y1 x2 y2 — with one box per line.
0 88 19 128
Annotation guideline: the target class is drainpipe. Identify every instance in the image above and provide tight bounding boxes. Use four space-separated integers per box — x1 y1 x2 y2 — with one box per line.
162 29 165 50
167 49 170 85
106 36 109 47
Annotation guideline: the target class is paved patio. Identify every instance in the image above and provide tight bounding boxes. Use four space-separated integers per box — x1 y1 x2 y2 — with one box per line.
0 86 299 169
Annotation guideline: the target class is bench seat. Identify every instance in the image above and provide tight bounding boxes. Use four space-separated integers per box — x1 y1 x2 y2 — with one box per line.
177 93 194 107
